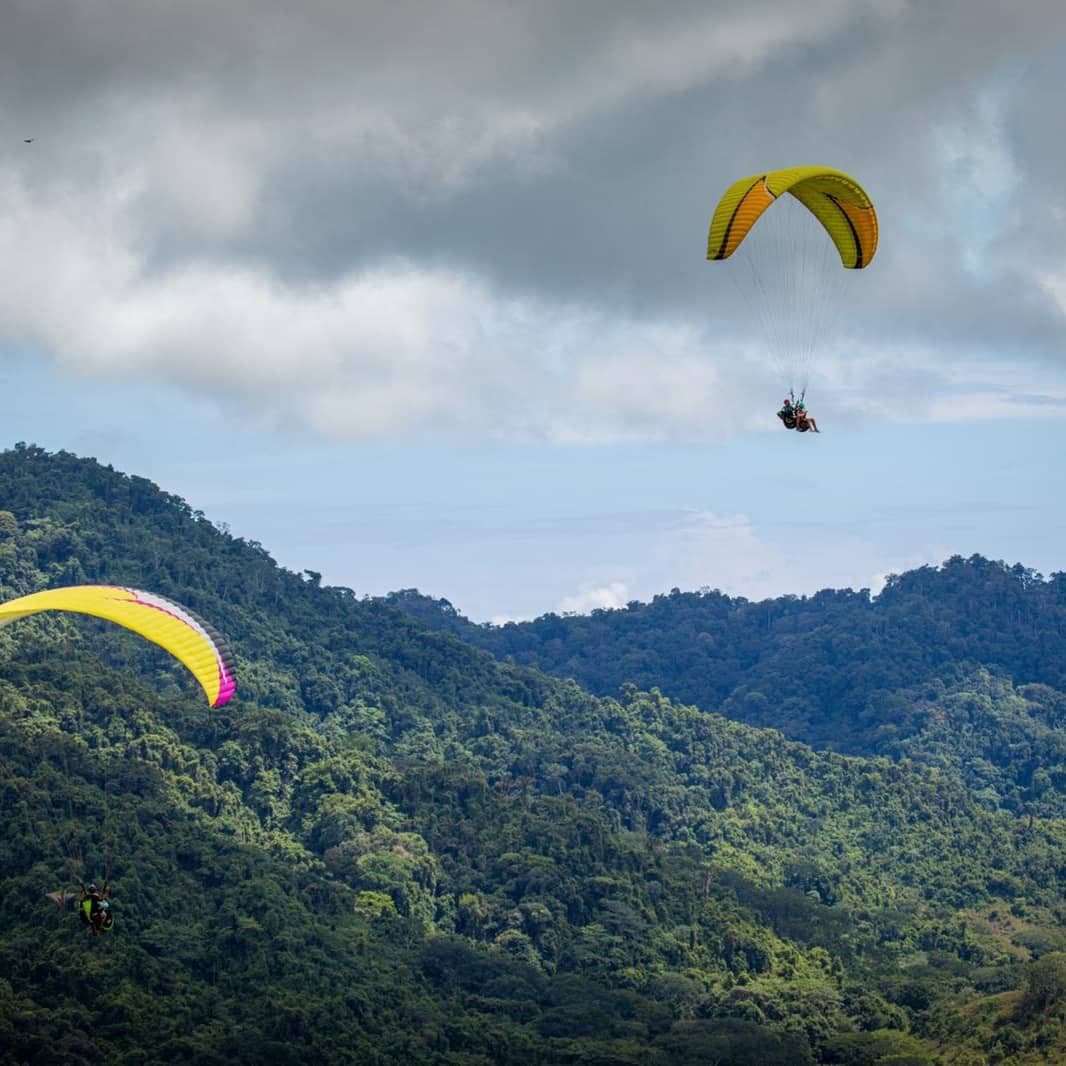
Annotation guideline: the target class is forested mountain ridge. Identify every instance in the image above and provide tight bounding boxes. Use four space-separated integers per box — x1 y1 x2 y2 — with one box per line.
388 561 1066 818
1 444 1065 1064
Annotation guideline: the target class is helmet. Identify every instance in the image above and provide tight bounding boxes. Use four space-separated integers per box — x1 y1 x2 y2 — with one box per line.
87 884 98 893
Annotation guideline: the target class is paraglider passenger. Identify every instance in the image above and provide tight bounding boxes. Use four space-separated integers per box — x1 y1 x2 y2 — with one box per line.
777 398 797 429
79 882 111 933
795 401 819 433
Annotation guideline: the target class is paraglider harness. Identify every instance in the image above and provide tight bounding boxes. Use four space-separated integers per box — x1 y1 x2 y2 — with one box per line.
78 882 114 933
778 389 804 430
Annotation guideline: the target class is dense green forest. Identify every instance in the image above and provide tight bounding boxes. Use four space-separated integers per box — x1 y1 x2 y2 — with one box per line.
2 444 1065 1064
389 564 1066 820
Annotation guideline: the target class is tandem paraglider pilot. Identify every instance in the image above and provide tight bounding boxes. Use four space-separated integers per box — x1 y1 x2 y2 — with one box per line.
79 882 114 934
708 166 878 441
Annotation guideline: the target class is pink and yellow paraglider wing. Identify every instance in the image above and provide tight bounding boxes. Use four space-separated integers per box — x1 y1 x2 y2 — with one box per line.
0 585 236 707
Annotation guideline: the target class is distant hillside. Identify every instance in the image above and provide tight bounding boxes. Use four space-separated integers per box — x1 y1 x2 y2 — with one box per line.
2 444 1065 1064
387 561 1066 817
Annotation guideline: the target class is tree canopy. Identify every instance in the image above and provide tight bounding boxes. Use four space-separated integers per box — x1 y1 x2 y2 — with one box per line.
1 444 1064 1063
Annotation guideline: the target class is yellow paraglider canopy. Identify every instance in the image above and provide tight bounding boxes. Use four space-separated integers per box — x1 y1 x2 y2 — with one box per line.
0 585 236 707
707 166 878 269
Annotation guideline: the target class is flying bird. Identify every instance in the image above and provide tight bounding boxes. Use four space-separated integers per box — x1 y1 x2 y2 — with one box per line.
24 138 35 143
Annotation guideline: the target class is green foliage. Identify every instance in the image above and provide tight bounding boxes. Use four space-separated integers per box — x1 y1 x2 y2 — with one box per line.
822 1028 932 1064
0 446 1064 1062
1019 952 1066 1017
392 561 1066 819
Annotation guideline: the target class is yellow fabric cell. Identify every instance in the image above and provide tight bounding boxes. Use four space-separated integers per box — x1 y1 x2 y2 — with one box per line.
0 585 236 707
707 166 878 269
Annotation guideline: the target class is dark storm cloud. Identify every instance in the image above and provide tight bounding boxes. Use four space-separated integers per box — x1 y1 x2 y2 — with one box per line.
2 0 1065 438
6 3 1061 291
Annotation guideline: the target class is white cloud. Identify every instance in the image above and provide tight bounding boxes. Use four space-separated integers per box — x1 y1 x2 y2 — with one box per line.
932 84 1022 278
2 154 1060 443
1040 269 1066 319
0 171 766 441
542 0 892 126
922 389 1066 423
640 512 951 607
141 113 270 237
556 581 629 615
512 510 952 620
3 1 1066 445
645 510 787 599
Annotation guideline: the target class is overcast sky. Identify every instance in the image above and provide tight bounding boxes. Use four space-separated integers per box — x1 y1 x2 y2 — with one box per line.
2 1 1065 620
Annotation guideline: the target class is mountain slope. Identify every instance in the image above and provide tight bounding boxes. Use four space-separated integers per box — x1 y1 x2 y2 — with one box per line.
2 444 1065 1064
388 561 1066 817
